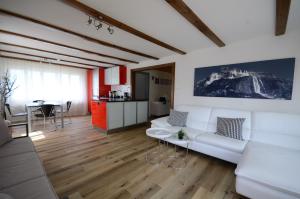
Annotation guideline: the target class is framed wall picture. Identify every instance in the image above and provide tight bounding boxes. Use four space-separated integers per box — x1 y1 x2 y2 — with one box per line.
194 58 295 100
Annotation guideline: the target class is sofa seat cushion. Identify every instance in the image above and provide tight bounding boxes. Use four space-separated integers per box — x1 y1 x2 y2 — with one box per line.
0 152 45 190
0 193 13 199
195 132 247 153
235 141 300 198
0 138 35 158
0 176 58 199
182 127 206 140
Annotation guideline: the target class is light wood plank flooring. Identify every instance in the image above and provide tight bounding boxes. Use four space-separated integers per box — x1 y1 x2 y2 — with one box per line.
13 116 246 199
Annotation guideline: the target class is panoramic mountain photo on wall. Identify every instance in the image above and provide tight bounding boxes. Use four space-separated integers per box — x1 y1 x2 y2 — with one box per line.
194 58 295 100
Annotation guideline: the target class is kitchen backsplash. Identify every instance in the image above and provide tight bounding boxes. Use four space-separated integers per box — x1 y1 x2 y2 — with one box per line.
111 85 131 96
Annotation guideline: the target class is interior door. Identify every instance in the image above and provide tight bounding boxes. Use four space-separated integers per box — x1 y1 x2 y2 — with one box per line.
135 72 149 100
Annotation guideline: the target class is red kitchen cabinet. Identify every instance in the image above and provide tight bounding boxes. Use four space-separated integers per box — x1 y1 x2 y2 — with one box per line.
119 66 127 85
91 101 107 130
99 68 111 96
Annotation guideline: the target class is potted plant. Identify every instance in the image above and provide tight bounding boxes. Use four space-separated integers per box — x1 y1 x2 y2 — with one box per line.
0 70 17 119
178 129 185 140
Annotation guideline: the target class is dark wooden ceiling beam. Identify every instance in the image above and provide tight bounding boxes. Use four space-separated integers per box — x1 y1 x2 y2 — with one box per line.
61 0 186 55
0 49 101 68
276 0 291 36
0 8 158 60
0 29 138 64
0 41 119 65
0 49 55 61
0 54 92 70
165 0 225 47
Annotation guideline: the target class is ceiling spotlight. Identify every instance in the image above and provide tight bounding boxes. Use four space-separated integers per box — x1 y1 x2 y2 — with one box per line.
107 26 114 35
96 23 102 30
87 16 93 25
94 20 103 30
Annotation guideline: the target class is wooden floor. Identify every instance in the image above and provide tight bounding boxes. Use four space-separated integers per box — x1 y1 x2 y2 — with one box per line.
14 116 246 199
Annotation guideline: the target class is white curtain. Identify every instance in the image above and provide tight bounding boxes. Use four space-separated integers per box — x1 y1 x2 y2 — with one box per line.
0 58 88 116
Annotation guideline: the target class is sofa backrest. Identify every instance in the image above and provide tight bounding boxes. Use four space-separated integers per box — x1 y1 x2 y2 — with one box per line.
175 105 211 131
207 108 252 140
252 111 300 150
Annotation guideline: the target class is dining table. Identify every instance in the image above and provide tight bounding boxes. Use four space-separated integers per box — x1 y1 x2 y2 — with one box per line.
26 101 64 133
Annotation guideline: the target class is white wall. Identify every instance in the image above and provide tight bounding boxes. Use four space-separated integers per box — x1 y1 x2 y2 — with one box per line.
127 30 300 114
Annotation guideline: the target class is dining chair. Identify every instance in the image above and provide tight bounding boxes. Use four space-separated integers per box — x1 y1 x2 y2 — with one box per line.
5 103 28 120
34 104 57 130
56 101 72 124
31 100 45 115
32 100 45 103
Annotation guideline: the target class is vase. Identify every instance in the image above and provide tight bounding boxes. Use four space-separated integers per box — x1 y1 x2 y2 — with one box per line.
178 134 184 140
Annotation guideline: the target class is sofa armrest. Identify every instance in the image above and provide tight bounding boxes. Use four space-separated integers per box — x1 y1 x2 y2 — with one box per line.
8 122 29 138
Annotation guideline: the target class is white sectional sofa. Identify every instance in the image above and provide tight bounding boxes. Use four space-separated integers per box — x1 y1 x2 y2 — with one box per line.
150 105 300 199
151 105 251 164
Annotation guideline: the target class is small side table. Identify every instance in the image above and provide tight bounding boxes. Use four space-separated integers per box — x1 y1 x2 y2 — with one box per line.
163 135 190 169
146 128 173 164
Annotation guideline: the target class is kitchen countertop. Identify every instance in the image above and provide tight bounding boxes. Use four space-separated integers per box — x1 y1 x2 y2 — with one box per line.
92 98 148 102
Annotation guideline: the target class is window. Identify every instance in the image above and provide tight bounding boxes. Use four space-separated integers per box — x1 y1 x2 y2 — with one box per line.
0 58 88 116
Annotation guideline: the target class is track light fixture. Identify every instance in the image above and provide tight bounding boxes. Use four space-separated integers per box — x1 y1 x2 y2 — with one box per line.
87 15 114 35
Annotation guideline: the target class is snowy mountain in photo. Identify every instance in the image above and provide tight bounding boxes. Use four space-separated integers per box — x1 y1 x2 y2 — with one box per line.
194 67 294 100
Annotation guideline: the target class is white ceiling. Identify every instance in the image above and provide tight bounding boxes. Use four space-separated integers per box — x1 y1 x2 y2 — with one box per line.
0 0 299 69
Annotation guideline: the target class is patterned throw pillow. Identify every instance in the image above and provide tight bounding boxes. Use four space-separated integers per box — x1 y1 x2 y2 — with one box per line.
215 117 245 140
167 110 188 127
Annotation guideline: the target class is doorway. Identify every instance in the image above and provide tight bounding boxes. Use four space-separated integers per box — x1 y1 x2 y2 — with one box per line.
131 62 175 117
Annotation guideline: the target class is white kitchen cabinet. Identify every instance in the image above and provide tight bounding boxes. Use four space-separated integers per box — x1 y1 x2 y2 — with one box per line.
105 67 120 85
104 68 111 85
111 67 120 85
107 102 124 130
92 68 99 96
124 102 137 126
137 101 148 123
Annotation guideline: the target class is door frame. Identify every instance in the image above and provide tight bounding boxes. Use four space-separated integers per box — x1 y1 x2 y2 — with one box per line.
131 62 175 108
